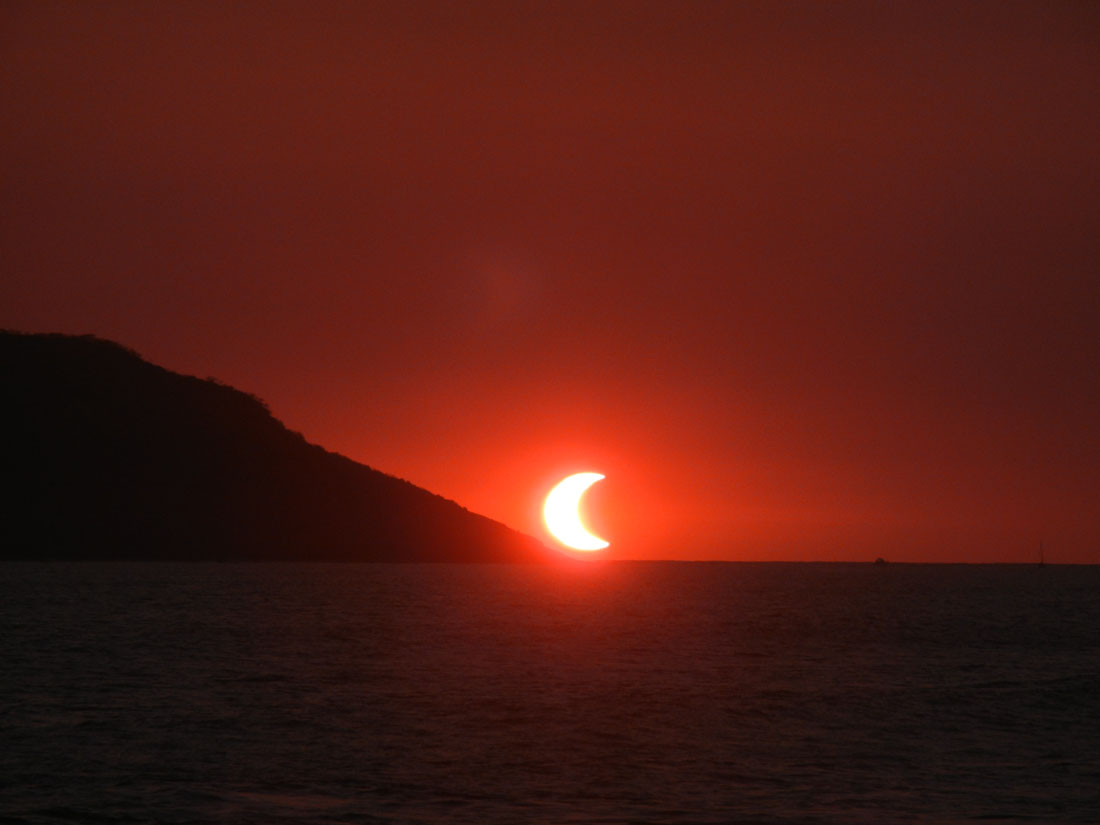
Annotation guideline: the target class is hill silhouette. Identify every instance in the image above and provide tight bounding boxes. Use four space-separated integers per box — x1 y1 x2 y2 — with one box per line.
1 331 553 562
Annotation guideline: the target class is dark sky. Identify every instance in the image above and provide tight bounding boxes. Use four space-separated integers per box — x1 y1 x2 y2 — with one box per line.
3 1 1098 561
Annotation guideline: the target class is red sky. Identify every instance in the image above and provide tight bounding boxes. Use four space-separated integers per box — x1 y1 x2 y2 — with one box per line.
3 1 1099 562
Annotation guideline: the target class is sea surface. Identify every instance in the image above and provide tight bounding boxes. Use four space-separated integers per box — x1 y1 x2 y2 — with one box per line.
2 562 1098 824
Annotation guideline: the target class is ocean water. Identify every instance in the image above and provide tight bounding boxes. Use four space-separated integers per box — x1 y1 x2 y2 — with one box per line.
1 562 1098 824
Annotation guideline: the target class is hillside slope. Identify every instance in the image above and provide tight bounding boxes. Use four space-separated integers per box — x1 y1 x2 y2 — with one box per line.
1 331 551 561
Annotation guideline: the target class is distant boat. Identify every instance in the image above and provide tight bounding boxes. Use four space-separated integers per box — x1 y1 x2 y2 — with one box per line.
874 557 888 565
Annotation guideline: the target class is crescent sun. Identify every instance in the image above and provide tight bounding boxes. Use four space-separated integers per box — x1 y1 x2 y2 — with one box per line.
543 472 609 551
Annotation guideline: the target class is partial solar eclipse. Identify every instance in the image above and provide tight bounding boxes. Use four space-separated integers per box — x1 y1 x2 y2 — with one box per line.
543 472 609 551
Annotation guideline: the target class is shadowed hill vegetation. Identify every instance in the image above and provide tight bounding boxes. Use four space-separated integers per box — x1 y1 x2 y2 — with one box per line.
1 331 552 561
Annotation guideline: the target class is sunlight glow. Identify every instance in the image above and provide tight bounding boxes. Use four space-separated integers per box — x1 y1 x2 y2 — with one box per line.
543 472 609 551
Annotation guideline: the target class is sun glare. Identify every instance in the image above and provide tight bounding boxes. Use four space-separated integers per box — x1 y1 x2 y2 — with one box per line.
543 472 609 551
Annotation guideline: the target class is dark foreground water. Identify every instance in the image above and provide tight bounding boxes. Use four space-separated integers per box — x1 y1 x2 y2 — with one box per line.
2 562 1099 824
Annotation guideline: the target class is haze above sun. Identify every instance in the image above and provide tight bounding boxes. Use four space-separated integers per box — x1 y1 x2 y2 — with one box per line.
543 473 609 552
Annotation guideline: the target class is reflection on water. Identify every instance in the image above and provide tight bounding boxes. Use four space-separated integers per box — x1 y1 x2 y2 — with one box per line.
2 562 1099 823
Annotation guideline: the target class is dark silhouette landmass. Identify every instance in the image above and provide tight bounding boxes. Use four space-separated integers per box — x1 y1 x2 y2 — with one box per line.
1 331 553 562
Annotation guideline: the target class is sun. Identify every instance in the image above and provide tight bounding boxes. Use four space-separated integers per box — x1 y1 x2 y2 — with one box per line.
543 472 609 551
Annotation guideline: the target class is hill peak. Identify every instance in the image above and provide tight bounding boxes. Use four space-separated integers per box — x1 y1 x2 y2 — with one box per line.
1 331 551 562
